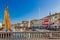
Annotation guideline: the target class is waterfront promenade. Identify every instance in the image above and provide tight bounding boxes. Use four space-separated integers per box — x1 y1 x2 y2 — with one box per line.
0 31 60 40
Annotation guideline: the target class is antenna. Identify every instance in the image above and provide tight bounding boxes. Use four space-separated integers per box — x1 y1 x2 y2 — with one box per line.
49 11 51 16
48 11 51 28
39 8 40 18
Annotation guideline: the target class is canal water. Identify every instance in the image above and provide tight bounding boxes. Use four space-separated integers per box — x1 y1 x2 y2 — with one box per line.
12 33 44 38
13 33 29 38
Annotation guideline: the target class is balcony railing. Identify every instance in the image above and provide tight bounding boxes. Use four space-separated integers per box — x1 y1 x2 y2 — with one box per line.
0 31 60 39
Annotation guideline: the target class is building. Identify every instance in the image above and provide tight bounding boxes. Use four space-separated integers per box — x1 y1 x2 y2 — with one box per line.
30 19 38 27
30 13 60 30
42 17 49 28
0 22 4 30
22 21 30 31
42 13 60 30
11 23 24 32
49 13 60 30
0 22 3 28
22 21 29 27
30 19 43 28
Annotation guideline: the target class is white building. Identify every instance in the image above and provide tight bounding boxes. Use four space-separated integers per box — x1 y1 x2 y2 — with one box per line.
0 22 2 28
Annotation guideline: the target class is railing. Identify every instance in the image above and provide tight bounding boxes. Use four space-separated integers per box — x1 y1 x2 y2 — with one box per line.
0 32 60 39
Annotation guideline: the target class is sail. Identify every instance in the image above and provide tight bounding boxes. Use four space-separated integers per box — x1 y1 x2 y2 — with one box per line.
4 5 11 31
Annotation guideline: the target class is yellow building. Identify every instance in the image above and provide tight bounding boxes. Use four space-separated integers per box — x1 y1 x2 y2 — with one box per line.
30 19 43 28
30 19 38 27
22 21 29 27
48 13 60 30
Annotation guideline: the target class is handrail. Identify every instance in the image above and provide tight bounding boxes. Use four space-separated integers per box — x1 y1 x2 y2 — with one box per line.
0 31 60 39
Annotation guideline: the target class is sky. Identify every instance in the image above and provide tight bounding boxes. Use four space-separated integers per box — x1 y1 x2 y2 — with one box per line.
0 0 60 24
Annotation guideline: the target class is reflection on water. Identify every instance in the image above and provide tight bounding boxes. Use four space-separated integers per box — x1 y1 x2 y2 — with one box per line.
12 33 44 38
13 33 29 38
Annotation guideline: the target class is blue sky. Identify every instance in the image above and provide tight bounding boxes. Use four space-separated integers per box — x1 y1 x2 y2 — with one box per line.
0 0 60 24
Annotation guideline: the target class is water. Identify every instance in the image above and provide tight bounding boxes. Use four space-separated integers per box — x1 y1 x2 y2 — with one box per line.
13 33 29 38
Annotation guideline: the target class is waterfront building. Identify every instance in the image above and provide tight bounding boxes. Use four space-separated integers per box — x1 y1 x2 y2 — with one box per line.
0 22 3 28
30 19 38 27
22 21 30 31
22 21 29 27
11 23 23 29
30 13 60 30
42 13 60 30
0 22 4 31
30 19 43 28
42 17 49 28
48 13 60 30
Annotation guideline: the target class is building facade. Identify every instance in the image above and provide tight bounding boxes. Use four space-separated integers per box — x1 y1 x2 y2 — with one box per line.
30 19 43 28
30 13 60 30
22 21 29 27
0 22 3 29
49 13 60 30
42 13 60 30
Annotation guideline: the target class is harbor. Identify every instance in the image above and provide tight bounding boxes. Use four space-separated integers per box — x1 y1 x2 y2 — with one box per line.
0 0 60 40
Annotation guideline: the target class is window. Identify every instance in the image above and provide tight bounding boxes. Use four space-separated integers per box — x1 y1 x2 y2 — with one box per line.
49 18 51 21
54 16 58 19
54 20 58 23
